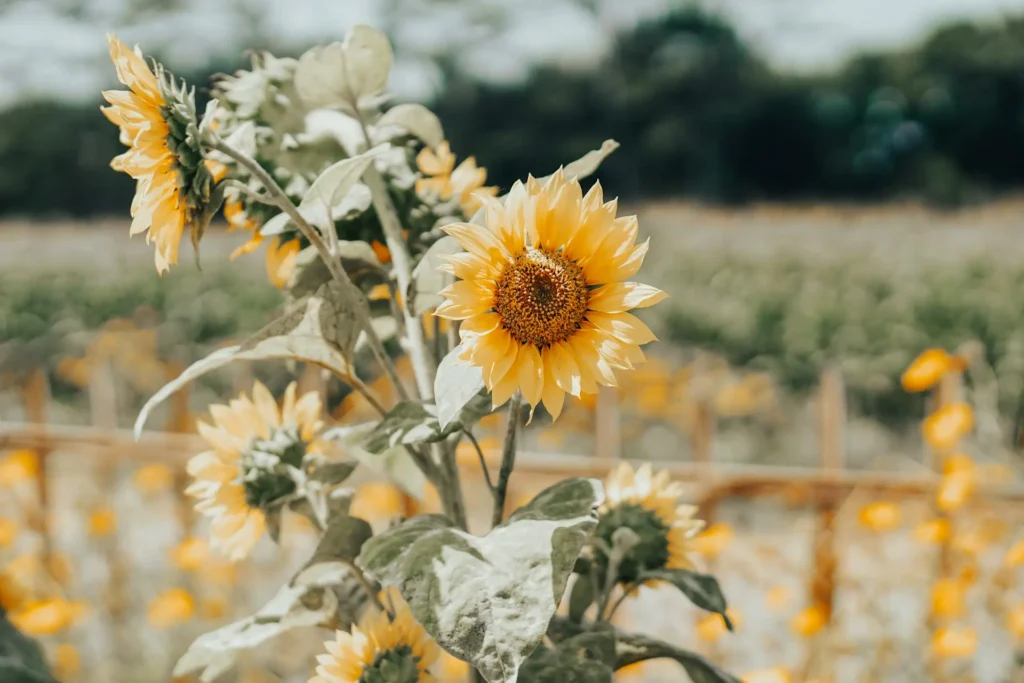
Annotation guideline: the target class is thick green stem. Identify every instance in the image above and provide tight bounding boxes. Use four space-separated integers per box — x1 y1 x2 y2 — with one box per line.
491 392 523 528
210 138 409 404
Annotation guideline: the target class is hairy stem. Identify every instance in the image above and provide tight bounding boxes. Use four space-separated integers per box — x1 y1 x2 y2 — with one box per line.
210 137 409 403
491 392 523 527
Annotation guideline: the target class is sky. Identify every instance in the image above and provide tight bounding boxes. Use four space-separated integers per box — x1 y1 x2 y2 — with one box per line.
0 0 1021 106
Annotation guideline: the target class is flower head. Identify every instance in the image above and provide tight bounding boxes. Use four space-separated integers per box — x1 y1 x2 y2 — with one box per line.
436 171 665 418
595 463 703 583
103 35 220 272
416 141 497 216
186 381 327 561
311 596 440 683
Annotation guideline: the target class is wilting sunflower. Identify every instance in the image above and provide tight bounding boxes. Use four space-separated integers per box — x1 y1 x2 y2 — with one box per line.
595 462 703 583
186 382 326 561
225 201 301 288
102 34 219 272
435 170 666 418
310 595 440 683
416 141 498 216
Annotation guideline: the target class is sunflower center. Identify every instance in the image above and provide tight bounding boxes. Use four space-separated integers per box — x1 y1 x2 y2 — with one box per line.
493 248 589 348
240 427 307 510
594 503 671 584
358 645 420 683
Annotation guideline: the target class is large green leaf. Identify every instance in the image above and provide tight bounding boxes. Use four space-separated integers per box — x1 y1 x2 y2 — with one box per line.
377 103 444 148
641 569 732 629
518 644 613 683
362 399 491 453
292 514 374 587
0 613 56 683
357 478 604 683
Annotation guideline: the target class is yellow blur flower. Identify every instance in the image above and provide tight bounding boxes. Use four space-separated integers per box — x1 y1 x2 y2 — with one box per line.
937 473 975 513
932 627 977 658
0 518 18 548
1007 603 1024 639
930 579 966 619
436 171 665 418
54 643 81 679
266 237 301 289
857 502 901 532
923 403 974 452
0 450 40 488
310 595 440 683
742 667 792 683
187 381 327 561
902 349 964 392
416 140 498 216
1004 540 1024 567
714 383 758 417
693 523 735 559
147 588 195 629
696 609 741 643
170 536 210 572
102 35 217 272
765 585 791 611
351 482 406 523
87 508 118 537
913 518 951 544
615 661 648 680
10 599 87 636
433 652 470 681
201 595 229 620
132 463 175 494
790 603 829 638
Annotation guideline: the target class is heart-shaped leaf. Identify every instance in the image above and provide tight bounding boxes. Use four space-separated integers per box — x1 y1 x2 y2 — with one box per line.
640 569 731 629
357 478 604 683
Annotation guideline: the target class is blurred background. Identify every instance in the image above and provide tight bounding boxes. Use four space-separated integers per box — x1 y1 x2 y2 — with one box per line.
3 0 1024 681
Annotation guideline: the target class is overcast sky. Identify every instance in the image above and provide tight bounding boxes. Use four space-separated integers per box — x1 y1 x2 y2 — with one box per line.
0 0 1021 106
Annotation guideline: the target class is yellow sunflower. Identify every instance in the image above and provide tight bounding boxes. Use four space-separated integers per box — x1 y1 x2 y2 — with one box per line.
102 35 218 273
186 381 327 561
416 141 498 216
310 597 440 683
435 170 666 419
596 462 704 583
225 201 301 288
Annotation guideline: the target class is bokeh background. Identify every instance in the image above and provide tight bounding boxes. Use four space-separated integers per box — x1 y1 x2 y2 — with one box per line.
3 0 1024 682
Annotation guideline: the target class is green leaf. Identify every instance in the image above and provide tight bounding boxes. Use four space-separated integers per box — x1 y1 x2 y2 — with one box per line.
293 514 374 587
288 243 384 299
559 628 617 670
567 575 595 623
294 25 392 111
301 146 389 230
135 283 365 438
172 579 348 682
378 103 444 148
409 235 462 314
640 569 731 629
357 478 604 683
0 614 56 683
320 423 426 498
435 348 486 430
308 459 359 486
518 645 614 683
363 402 446 452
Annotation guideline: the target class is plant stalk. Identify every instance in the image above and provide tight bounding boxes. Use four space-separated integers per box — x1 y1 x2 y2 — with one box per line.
491 392 523 527
210 138 409 403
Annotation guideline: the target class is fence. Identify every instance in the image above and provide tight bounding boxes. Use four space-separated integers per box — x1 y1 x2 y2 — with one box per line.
1 361 1023 682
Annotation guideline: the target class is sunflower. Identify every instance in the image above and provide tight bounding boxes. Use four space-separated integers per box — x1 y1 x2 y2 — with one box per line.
186 381 326 561
435 170 666 419
225 201 301 288
595 462 703 583
416 141 498 216
310 595 440 683
102 35 218 273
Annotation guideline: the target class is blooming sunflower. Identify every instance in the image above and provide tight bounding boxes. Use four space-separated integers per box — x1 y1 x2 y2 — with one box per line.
435 170 666 419
102 35 219 273
416 141 497 216
186 381 327 561
595 463 703 583
311 597 440 683
225 201 302 288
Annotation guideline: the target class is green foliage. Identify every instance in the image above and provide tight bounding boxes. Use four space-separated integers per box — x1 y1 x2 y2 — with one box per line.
0 612 56 683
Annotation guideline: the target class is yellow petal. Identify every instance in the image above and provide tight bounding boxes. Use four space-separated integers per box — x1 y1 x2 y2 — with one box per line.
516 344 544 408
585 312 657 346
588 282 668 313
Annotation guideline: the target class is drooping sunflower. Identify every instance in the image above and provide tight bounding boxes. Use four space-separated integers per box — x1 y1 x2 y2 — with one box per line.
416 141 498 217
225 201 302 288
186 382 326 561
102 35 219 273
435 170 666 419
310 594 440 683
595 462 703 583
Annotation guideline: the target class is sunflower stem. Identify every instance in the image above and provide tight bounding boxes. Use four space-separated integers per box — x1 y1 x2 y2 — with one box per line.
491 392 523 528
464 430 497 493
603 581 640 622
209 137 410 405
441 443 469 530
345 559 389 618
